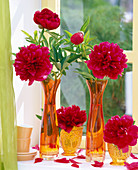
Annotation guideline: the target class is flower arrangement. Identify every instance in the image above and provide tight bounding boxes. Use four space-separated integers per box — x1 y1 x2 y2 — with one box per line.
104 115 138 153
13 8 93 85
56 105 87 133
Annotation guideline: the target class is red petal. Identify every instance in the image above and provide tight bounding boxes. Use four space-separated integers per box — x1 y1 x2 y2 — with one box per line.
73 155 86 159
32 144 39 151
54 158 70 163
124 162 138 170
130 153 138 159
69 159 81 164
91 161 104 167
122 146 129 153
77 149 83 154
71 163 79 168
34 158 43 163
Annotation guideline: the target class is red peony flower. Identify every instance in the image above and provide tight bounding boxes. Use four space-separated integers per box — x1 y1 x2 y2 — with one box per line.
104 115 138 151
14 44 52 85
70 32 84 45
33 8 60 30
56 105 87 133
85 42 128 79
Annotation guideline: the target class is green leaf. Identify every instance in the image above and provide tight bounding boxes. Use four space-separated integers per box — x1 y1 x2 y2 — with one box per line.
58 48 63 60
55 39 66 48
75 69 95 80
52 45 58 62
67 54 81 63
80 17 90 32
64 30 72 38
54 62 61 70
49 37 54 48
26 39 36 44
61 57 67 70
86 37 97 44
63 47 74 52
12 53 16 56
133 121 136 125
84 30 90 41
62 70 66 76
47 31 62 40
41 108 43 112
42 35 48 47
42 41 44 46
38 29 44 44
34 30 38 40
36 114 42 120
21 30 32 38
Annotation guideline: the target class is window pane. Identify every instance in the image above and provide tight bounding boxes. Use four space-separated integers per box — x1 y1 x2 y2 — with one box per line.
61 0 133 50
60 0 133 134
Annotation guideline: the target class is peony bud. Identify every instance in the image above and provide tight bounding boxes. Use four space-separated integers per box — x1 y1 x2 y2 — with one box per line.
70 32 84 45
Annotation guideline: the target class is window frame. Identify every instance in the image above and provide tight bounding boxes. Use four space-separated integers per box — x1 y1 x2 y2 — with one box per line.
42 0 138 153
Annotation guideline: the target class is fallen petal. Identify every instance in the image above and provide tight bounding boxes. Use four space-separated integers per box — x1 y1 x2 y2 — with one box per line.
77 149 83 154
32 144 39 151
34 158 43 163
69 159 81 164
91 161 104 168
54 158 70 163
73 155 86 159
71 163 79 168
130 153 138 159
124 162 138 170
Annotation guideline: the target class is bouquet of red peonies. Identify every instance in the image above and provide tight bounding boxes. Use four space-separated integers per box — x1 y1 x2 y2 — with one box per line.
56 105 87 133
104 115 138 152
13 8 93 85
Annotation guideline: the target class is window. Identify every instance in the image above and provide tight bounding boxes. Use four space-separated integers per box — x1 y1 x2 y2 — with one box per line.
60 0 133 134
42 0 138 152
11 0 138 152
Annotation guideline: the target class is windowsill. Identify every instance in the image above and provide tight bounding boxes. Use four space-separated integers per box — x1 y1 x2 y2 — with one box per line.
18 149 137 170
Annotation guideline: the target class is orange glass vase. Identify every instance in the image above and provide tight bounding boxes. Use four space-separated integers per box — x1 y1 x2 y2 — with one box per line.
40 79 60 160
86 80 108 162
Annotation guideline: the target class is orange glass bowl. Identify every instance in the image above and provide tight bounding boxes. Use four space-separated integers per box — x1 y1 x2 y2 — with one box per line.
60 126 83 156
108 143 132 166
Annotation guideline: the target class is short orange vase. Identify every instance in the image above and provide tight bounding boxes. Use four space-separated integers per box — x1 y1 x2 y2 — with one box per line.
40 79 60 160
86 80 108 162
108 143 132 166
60 126 83 156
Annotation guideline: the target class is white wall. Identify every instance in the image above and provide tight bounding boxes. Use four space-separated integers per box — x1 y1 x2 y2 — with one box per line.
9 0 41 146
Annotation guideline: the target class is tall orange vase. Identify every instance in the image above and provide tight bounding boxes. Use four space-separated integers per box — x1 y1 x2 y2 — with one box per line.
40 79 60 160
86 80 107 162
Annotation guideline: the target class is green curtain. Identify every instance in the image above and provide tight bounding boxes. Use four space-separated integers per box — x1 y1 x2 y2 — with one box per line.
0 0 17 170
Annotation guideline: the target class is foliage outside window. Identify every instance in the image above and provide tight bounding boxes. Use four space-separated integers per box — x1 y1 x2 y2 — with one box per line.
60 0 133 134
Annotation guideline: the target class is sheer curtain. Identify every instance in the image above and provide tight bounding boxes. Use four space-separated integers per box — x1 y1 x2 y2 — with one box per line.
0 0 17 169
